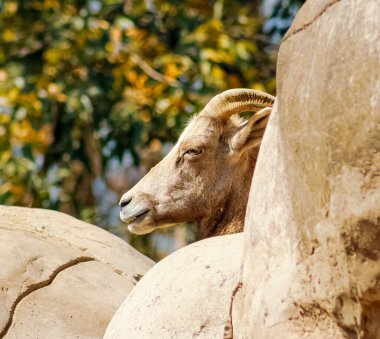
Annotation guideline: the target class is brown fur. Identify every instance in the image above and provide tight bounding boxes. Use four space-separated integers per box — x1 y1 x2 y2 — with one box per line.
196 149 259 239
119 109 270 239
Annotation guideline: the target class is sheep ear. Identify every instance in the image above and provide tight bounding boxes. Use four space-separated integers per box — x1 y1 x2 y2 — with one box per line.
230 107 271 154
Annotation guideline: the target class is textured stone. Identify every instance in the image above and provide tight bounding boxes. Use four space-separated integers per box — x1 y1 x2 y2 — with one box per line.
0 206 154 338
104 233 242 339
233 0 380 338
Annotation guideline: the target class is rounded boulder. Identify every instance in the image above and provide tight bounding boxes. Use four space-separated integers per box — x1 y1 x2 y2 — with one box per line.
104 233 242 339
0 206 154 338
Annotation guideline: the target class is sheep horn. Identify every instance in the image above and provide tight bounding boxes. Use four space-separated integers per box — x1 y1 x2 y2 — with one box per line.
200 88 275 120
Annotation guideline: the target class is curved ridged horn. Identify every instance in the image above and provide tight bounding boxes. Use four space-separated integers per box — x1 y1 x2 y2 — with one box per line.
200 88 275 120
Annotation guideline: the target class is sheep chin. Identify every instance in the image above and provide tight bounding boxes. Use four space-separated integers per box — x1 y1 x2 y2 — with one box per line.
127 223 155 235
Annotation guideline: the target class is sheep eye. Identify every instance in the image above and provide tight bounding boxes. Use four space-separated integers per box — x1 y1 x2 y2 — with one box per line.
184 148 202 157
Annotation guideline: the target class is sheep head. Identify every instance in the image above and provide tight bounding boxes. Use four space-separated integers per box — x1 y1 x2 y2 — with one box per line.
119 89 274 236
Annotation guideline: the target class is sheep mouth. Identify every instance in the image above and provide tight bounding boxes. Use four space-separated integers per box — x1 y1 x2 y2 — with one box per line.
121 209 150 225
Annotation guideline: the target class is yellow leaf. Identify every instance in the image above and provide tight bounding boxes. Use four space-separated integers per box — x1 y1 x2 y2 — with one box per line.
138 111 151 123
251 83 266 92
125 70 138 84
0 182 12 195
0 150 11 163
3 2 18 14
105 42 114 53
2 30 15 42
201 48 233 64
44 49 61 63
165 63 181 79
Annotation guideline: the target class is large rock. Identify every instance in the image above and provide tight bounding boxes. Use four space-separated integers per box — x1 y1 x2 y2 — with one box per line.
104 233 242 338
233 1 380 338
0 206 154 338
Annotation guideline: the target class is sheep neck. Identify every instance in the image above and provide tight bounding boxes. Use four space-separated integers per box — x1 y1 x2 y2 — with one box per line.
197 151 257 239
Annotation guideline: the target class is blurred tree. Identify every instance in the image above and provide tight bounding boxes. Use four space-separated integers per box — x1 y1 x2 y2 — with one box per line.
0 0 276 216
0 0 304 259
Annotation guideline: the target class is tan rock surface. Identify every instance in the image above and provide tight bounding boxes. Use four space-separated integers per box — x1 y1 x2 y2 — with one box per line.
233 0 380 338
104 233 242 339
0 206 154 338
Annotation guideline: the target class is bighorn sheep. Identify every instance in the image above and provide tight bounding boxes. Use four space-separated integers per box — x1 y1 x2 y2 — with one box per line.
119 89 275 238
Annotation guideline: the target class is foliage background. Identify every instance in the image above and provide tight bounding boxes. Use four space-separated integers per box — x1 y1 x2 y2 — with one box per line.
0 0 304 260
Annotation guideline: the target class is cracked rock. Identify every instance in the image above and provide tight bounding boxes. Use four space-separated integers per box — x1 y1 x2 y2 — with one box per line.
0 206 154 338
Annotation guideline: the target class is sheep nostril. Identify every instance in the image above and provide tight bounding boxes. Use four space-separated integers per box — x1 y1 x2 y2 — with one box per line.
119 198 132 209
